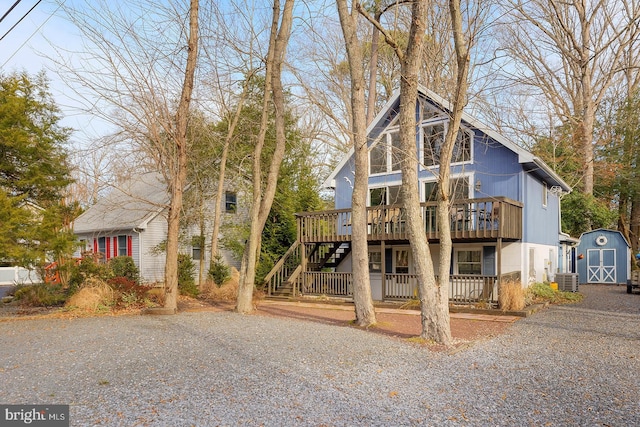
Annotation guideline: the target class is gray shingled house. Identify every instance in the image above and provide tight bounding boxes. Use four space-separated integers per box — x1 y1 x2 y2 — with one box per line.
73 172 240 284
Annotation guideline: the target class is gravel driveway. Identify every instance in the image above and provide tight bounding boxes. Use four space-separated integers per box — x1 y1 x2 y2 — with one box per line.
0 284 639 426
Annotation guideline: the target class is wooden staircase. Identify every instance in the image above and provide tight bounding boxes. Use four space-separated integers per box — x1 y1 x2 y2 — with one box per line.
263 242 351 298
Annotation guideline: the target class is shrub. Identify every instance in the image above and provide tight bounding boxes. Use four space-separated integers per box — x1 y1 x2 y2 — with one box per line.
527 282 584 304
67 257 112 293
208 254 230 286
499 280 526 311
178 253 199 297
202 267 240 301
109 256 139 284
13 283 67 307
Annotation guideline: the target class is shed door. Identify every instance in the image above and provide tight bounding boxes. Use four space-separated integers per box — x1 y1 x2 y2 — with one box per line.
587 249 616 284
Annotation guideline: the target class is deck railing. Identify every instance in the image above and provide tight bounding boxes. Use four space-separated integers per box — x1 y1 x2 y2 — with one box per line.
298 271 499 306
297 197 522 243
301 271 353 296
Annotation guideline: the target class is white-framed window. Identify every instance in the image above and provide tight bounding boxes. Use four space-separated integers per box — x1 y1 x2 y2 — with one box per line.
369 129 401 175
369 184 403 206
455 249 482 275
393 248 410 274
421 122 472 167
117 235 128 256
542 182 548 208
368 250 382 273
422 176 470 202
192 236 203 260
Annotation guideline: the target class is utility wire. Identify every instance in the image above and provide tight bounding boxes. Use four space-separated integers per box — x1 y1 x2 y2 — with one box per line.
0 0 22 24
0 0 43 43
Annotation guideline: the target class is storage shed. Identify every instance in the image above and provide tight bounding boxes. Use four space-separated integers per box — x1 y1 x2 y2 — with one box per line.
576 229 630 285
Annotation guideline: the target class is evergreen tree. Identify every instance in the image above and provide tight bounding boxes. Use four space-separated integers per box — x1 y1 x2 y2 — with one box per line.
0 71 74 267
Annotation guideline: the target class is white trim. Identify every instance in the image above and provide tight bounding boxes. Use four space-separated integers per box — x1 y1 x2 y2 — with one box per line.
419 172 474 202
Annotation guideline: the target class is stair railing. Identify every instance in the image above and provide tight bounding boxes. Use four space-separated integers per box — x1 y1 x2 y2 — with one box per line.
262 241 301 296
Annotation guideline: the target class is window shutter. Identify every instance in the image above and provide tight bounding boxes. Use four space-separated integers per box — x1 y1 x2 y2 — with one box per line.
127 236 132 257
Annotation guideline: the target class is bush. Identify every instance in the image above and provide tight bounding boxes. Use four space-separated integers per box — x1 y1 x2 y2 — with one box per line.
527 282 584 304
209 254 231 286
13 283 67 307
178 253 199 297
67 257 112 293
109 256 139 284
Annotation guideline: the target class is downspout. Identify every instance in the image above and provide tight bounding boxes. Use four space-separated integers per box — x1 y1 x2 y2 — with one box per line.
133 227 143 282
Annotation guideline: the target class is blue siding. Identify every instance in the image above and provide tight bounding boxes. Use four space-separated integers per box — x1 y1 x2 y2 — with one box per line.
522 174 561 245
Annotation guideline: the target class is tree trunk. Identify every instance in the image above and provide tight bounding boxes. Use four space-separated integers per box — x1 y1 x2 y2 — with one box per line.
236 0 295 314
336 0 377 326
164 0 199 312
210 79 251 262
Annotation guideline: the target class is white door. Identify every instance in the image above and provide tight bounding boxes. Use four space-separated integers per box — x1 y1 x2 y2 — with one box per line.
587 249 616 284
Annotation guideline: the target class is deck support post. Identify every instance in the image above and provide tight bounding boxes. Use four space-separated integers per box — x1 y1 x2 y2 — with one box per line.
497 237 503 304
298 241 306 297
381 240 386 300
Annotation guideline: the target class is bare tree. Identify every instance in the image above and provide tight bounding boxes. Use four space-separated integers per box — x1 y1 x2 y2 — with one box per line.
335 0 378 327
358 0 478 344
56 0 200 312
236 0 295 314
498 0 640 195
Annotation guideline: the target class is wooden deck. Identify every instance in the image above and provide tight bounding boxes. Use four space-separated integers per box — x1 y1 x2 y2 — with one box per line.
297 197 523 243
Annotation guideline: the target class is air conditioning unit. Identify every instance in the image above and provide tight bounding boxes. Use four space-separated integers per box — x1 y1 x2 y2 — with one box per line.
555 273 579 292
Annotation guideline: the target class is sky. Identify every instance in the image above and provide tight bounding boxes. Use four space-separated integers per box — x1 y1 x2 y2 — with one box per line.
0 0 111 146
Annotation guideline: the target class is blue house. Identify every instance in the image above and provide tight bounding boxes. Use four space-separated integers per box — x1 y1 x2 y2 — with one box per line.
265 87 571 305
576 229 630 285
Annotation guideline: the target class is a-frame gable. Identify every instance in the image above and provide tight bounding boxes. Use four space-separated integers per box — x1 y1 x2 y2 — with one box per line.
324 86 571 193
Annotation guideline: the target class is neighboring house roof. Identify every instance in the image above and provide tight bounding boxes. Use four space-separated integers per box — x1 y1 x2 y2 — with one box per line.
73 172 169 234
324 85 572 193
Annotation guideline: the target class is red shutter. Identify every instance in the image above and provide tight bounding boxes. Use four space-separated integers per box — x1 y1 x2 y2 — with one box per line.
106 237 111 260
127 236 132 257
93 238 98 253
113 237 118 257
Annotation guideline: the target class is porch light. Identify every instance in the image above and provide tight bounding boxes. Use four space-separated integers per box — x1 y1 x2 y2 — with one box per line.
475 179 481 191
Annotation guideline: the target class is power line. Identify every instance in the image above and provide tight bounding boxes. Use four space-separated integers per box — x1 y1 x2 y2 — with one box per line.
0 0 23 24
0 0 43 43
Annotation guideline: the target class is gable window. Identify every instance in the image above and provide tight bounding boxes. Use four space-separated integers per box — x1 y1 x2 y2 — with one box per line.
225 192 237 213
456 249 482 275
369 185 402 206
370 130 401 175
542 182 548 208
422 123 471 167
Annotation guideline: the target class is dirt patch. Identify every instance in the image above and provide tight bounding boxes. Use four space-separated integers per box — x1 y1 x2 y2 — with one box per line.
253 302 513 346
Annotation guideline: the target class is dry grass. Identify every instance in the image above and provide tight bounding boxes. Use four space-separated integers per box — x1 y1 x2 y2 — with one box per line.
202 267 240 301
66 277 115 311
498 280 526 311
